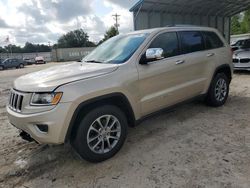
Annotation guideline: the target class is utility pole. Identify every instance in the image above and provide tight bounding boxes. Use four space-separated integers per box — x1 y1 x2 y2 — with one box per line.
112 13 120 31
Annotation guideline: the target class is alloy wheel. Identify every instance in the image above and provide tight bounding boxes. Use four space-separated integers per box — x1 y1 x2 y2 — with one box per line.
215 78 227 102
87 115 121 154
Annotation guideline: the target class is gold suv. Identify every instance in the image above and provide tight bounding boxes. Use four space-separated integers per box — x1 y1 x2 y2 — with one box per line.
7 26 233 162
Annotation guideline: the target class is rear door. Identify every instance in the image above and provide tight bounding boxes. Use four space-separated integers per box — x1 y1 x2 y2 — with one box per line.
12 59 18 67
202 31 227 88
177 31 212 95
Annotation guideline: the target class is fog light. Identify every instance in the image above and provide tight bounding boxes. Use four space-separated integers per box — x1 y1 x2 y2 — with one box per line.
36 124 48 133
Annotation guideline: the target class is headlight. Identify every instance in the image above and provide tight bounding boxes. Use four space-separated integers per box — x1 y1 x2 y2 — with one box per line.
30 92 63 106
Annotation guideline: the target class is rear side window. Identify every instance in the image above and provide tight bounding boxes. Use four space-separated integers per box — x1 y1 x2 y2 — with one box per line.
203 31 224 49
179 31 205 54
149 32 179 58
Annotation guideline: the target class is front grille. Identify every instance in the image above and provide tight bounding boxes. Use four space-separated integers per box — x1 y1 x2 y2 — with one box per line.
233 59 239 63
240 58 250 63
9 90 24 112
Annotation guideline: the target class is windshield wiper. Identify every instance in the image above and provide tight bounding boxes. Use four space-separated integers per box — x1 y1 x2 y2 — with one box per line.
85 60 104 64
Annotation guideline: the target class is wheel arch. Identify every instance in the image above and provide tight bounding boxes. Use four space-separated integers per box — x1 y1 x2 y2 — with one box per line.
213 64 232 83
65 93 136 143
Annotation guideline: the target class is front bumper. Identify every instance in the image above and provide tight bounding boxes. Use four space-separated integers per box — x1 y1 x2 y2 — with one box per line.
233 63 250 71
233 66 250 71
7 102 72 144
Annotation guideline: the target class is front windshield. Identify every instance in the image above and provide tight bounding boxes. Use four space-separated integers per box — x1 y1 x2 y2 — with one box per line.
2 59 9 63
241 40 250 49
83 33 148 64
235 40 244 46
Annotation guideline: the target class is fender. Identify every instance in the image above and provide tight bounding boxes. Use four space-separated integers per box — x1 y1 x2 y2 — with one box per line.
65 92 136 143
212 64 232 81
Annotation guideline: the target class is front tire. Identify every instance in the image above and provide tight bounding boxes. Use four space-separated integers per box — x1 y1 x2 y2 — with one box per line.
72 105 128 163
0 65 4 71
19 64 24 68
206 73 229 107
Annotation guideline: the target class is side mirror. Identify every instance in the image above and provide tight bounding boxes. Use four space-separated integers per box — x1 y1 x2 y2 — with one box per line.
140 48 164 65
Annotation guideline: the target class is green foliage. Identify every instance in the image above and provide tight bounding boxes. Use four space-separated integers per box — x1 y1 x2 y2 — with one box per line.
231 9 250 35
0 46 7 53
231 15 241 35
98 26 119 45
241 10 250 33
57 29 96 48
0 43 51 53
22 42 51 53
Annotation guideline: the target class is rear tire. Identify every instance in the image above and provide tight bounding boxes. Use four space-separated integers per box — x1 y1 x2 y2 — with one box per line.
72 105 128 163
0 65 4 71
206 73 229 107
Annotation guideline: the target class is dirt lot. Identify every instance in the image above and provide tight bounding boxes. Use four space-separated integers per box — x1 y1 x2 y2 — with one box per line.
0 63 250 188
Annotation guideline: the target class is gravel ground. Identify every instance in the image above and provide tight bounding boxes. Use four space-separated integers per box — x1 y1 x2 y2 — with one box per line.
0 63 250 188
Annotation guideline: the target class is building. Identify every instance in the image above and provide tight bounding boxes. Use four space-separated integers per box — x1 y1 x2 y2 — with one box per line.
130 0 250 42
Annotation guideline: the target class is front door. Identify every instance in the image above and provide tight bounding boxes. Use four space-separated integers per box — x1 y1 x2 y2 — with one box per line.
137 31 208 116
5 59 12 68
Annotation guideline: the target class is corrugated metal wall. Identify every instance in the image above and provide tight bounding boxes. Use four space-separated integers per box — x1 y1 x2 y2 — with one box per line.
133 11 231 42
51 47 95 62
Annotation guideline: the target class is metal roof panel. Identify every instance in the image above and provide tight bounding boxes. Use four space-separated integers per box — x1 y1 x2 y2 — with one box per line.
130 0 250 16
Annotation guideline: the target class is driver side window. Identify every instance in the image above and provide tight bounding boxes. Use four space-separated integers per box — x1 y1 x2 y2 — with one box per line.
149 32 179 58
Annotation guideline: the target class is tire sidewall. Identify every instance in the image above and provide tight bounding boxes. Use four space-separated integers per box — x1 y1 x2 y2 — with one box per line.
73 105 128 162
207 73 229 106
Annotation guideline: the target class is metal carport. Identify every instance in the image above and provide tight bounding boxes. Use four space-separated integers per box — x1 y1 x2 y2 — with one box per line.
130 0 250 42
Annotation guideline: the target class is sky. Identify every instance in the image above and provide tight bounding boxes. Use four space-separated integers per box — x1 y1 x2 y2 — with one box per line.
0 0 138 46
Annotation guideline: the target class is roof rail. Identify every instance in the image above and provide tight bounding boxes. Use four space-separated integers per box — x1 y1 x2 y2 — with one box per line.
166 24 201 27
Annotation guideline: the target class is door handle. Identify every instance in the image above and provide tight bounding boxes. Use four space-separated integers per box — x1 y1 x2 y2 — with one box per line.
175 60 185 65
206 53 215 57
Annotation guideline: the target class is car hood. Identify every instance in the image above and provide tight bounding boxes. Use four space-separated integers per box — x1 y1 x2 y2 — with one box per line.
233 49 250 59
14 62 119 92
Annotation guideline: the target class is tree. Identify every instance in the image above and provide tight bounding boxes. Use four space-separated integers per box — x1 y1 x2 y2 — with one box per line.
241 10 250 33
0 46 7 53
57 29 96 48
231 9 250 35
22 42 35 53
6 44 22 53
231 14 241 35
0 42 51 53
98 26 119 45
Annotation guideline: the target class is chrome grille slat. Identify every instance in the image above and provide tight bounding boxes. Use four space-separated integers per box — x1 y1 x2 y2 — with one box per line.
18 96 23 111
11 94 15 107
9 93 13 107
16 95 21 111
9 90 24 112
14 94 18 109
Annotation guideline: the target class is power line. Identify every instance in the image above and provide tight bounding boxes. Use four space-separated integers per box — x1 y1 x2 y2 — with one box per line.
112 13 121 31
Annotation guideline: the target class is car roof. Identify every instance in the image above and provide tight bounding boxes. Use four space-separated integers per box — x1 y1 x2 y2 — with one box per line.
127 25 217 35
